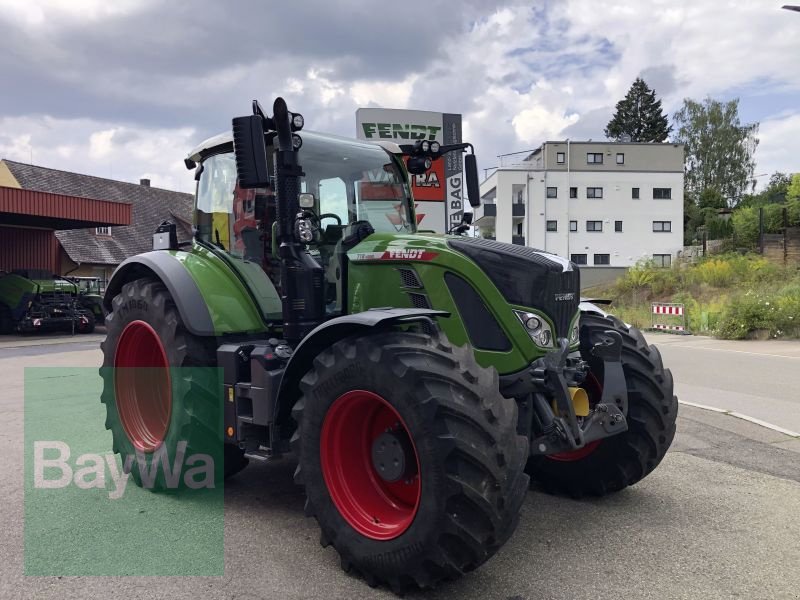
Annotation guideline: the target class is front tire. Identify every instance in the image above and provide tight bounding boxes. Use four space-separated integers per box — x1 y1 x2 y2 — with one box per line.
292 331 529 591
526 313 678 498
100 277 226 489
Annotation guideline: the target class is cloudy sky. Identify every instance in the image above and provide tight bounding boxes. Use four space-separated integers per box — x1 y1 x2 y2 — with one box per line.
0 0 798 193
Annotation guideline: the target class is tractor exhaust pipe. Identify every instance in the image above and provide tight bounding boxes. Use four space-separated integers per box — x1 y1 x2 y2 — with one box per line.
232 98 325 345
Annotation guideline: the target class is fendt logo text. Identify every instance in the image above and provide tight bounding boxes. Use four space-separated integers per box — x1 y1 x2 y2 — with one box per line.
361 122 442 140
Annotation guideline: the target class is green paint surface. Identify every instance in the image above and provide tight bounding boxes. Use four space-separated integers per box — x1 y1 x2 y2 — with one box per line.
347 232 577 374
171 245 268 334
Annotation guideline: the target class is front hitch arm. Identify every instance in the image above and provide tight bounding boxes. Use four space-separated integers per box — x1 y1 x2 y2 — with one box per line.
527 330 629 456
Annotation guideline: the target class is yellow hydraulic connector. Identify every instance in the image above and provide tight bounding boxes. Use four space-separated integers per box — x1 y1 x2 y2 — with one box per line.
552 387 591 418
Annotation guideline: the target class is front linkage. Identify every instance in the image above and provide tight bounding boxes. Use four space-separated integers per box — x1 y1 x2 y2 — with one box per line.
505 331 628 457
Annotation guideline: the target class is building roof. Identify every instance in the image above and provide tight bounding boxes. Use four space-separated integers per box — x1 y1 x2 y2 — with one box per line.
2 160 193 266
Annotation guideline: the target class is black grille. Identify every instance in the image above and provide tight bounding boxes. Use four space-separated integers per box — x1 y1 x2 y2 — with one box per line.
445 273 511 351
397 268 422 289
448 237 579 339
408 293 431 309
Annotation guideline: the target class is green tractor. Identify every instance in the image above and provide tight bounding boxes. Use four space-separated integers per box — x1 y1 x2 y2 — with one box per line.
66 276 106 322
0 270 95 334
100 98 677 591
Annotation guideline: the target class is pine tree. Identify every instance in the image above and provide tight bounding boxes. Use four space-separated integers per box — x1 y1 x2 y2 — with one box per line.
605 78 672 142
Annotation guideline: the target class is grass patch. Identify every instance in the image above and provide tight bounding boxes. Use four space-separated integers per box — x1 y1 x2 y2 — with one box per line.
596 254 800 339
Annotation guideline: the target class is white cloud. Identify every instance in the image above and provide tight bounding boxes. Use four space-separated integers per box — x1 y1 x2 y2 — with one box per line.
0 116 197 193
88 129 116 160
3 0 149 28
755 113 800 178
513 106 580 143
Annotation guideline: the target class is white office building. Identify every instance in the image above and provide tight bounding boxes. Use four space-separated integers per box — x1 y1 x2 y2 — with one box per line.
473 141 684 269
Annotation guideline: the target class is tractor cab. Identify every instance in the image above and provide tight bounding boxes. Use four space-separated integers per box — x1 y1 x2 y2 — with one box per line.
187 131 415 315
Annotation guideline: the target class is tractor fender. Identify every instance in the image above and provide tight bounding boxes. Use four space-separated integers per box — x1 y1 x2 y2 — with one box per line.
275 308 448 425
579 299 611 318
104 252 216 336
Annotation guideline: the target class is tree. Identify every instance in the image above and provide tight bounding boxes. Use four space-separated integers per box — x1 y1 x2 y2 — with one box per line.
604 78 672 142
673 97 759 207
788 173 800 201
698 188 726 210
739 172 792 207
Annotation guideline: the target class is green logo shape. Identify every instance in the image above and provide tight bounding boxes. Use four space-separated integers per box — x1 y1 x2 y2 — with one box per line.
24 367 224 576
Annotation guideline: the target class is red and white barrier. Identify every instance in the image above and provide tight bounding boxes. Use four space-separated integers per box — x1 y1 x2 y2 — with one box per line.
653 324 685 331
651 302 688 334
652 304 684 316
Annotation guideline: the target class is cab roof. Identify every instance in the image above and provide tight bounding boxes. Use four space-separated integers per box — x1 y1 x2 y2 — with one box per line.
187 130 402 163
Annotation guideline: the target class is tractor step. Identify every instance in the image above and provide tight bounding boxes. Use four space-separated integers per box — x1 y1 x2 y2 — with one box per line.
243 446 275 462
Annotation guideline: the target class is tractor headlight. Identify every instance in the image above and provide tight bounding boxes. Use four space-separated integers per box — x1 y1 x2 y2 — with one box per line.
569 322 579 344
291 113 304 130
295 218 314 243
421 141 430 152
430 141 440 153
514 310 555 348
568 312 580 345
292 134 303 150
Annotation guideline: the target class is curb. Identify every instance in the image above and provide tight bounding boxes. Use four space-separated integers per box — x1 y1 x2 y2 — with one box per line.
679 400 800 438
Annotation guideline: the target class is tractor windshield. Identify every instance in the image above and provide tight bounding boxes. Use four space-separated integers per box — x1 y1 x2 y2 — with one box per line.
195 132 414 257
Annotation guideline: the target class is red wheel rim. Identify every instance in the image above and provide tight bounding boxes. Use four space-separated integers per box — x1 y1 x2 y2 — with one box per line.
114 320 171 453
547 372 604 462
320 390 421 540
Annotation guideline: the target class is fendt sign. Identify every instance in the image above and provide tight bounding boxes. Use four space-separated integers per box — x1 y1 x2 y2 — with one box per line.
360 122 441 140
356 108 463 234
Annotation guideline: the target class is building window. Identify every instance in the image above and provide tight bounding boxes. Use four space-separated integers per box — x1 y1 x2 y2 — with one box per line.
652 221 672 232
616 153 624 164
571 254 587 265
515 189 524 203
615 220 623 232
546 220 558 232
586 187 603 199
546 187 558 198
653 254 672 268
556 152 565 164
95 226 111 236
587 152 604 164
632 187 640 199
594 254 611 265
586 220 603 232
569 220 578 232
516 223 523 236
653 187 672 199
569 187 578 199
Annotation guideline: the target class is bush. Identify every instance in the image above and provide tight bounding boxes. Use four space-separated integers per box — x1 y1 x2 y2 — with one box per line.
716 284 800 339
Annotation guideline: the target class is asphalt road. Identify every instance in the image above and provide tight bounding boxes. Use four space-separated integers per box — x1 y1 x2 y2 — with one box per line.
653 333 800 434
1 335 799 600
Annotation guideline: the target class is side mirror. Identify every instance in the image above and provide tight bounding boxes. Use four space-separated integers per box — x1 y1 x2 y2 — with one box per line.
465 154 481 208
232 115 270 189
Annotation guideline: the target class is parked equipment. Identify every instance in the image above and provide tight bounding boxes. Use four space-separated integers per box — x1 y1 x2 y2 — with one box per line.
100 98 678 592
0 270 95 334
67 276 107 321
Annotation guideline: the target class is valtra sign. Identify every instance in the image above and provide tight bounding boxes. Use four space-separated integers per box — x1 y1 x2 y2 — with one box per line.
356 108 463 234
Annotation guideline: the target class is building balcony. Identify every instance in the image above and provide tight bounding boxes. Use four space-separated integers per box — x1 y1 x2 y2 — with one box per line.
512 236 525 246
512 204 525 217
472 202 496 228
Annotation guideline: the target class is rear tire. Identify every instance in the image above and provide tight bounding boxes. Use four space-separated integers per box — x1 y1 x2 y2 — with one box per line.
100 277 231 489
77 310 95 334
292 331 529 592
526 312 678 498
